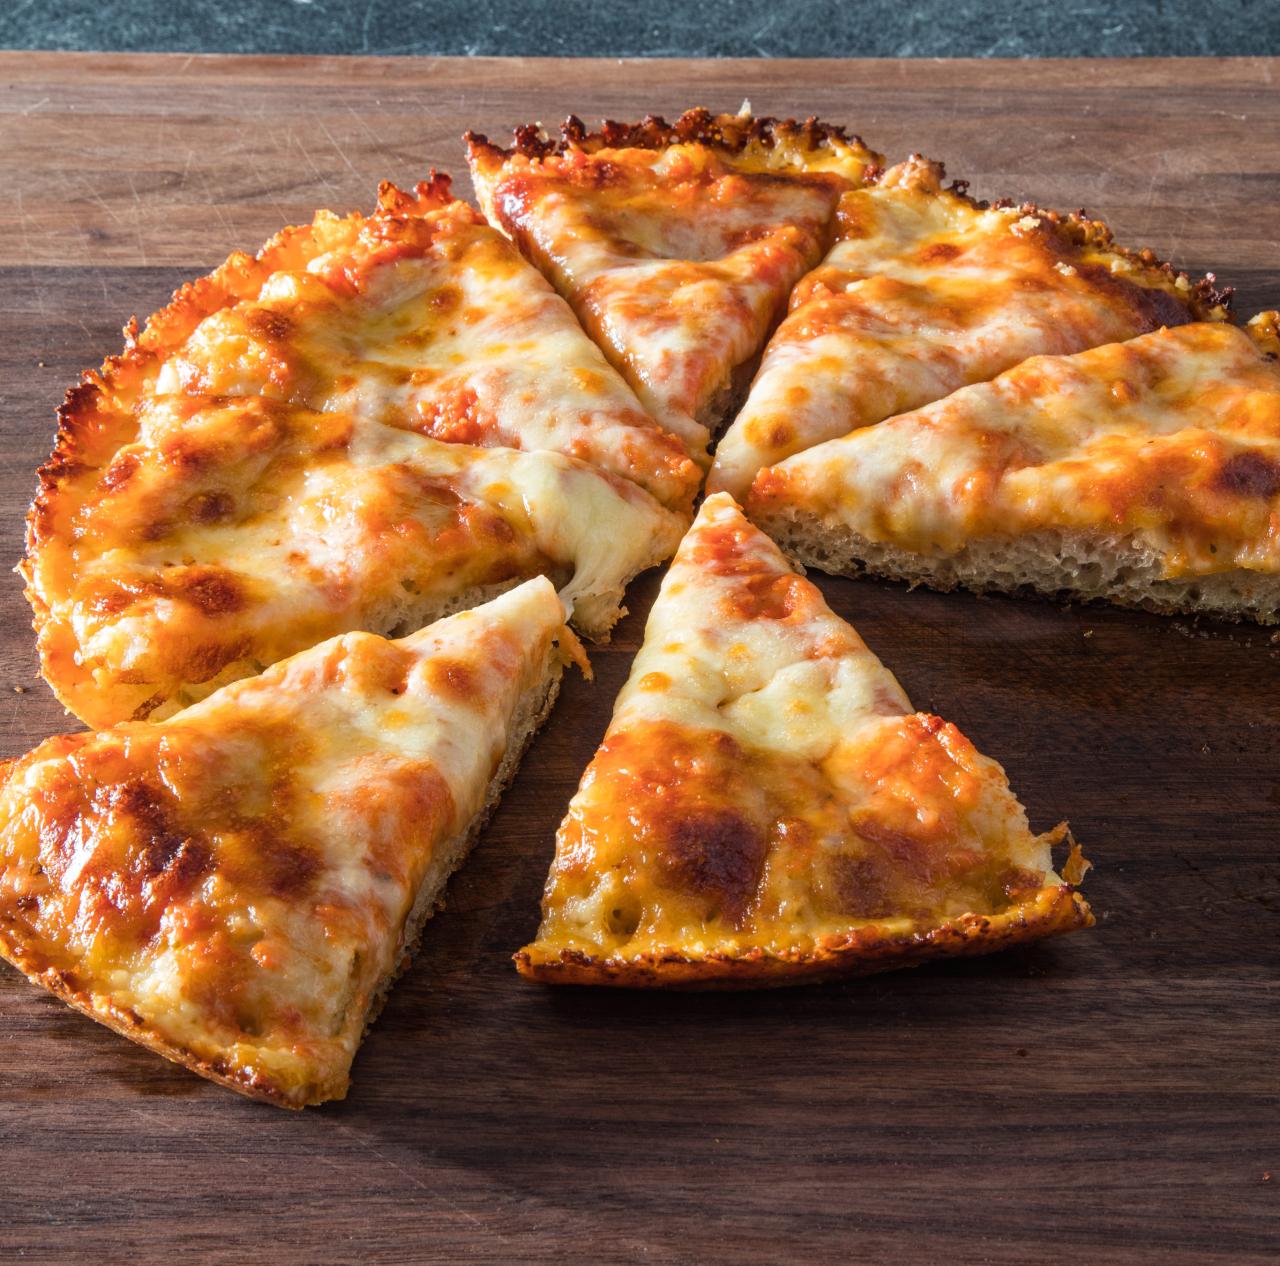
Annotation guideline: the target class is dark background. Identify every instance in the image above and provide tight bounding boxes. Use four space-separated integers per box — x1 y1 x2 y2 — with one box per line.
2 0 1278 58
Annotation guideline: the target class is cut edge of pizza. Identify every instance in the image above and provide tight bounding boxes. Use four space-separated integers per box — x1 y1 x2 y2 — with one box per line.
22 176 692 727
517 493 1092 988
0 576 587 1107
707 153 1234 500
748 311 1280 625
466 108 882 457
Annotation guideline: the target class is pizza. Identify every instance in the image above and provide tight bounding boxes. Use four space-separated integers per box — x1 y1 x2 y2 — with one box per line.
748 313 1280 623
0 577 581 1107
517 494 1092 986
708 154 1230 498
467 109 879 458
24 178 694 728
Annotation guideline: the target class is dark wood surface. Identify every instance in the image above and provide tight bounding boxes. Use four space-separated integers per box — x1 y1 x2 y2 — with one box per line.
0 53 1277 1265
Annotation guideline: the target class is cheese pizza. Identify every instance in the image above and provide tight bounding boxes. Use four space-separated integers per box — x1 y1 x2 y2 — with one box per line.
517 494 1091 986
467 109 879 458
0 577 580 1107
25 178 693 727
749 314 1280 623
709 154 1230 498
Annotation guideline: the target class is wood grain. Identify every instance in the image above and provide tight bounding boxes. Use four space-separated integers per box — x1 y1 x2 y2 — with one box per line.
0 53 1277 1265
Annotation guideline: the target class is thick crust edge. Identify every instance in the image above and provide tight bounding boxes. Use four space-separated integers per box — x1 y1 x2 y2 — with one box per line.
0 638 569 1108
870 154 1231 321
750 503 1280 626
465 106 877 165
24 175 462 563
515 883 1093 989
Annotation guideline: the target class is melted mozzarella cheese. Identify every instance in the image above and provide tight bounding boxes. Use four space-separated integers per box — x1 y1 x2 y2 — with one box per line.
39 396 682 727
468 124 876 452
749 318 1280 578
151 210 698 512
613 495 911 762
0 578 567 1106
709 157 1215 498
521 495 1085 978
27 184 692 727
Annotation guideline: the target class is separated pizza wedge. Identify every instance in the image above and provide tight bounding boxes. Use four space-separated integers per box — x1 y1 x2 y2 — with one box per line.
25 175 696 727
26 395 682 727
467 109 879 458
709 155 1230 498
749 314 1280 624
517 494 1091 987
0 577 582 1107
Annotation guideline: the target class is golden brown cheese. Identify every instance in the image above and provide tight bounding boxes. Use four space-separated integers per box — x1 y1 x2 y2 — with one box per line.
0 578 575 1107
25 179 692 727
518 494 1091 986
748 315 1280 616
709 155 1230 498
467 110 880 455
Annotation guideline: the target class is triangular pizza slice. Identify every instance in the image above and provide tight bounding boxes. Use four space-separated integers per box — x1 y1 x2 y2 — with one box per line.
467 109 879 458
25 179 693 726
0 577 582 1107
709 155 1230 498
518 495 1091 986
748 314 1280 623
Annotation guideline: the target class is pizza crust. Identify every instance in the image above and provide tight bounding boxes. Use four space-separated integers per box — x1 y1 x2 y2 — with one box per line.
747 315 1280 624
517 879 1092 988
518 495 1093 987
756 511 1280 626
0 579 581 1107
465 106 880 172
23 179 688 727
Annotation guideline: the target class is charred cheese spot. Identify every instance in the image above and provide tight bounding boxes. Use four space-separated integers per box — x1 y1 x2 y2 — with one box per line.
0 578 566 1104
186 491 235 524
657 807 767 926
917 240 963 265
175 568 247 618
245 308 295 342
428 282 462 314
28 180 696 725
101 451 142 492
828 854 893 920
1217 450 1280 499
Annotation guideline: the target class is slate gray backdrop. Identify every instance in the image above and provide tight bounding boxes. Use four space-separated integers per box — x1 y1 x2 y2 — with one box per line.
2 0 1277 57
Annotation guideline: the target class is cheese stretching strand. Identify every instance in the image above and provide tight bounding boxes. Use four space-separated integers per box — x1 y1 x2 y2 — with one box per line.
24 178 695 727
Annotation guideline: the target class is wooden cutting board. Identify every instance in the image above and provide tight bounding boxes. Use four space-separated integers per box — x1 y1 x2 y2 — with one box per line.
0 53 1276 1265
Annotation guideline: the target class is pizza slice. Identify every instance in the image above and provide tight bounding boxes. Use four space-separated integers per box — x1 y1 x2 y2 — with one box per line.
26 394 681 728
748 314 1280 624
0 577 582 1107
467 109 879 458
709 155 1230 498
517 494 1091 986
25 179 693 727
